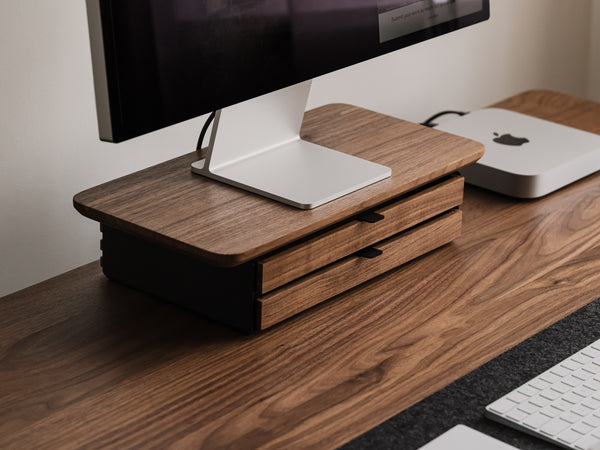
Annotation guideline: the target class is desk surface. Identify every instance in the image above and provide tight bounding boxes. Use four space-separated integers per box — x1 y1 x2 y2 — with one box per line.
3 90 600 449
343 298 600 449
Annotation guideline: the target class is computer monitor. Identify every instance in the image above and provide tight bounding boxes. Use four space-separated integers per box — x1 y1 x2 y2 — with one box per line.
86 0 489 208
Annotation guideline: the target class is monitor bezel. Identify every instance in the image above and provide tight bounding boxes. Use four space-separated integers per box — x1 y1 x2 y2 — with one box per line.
88 0 490 143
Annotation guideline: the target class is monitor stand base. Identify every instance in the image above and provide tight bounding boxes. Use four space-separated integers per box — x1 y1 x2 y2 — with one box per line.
191 81 391 209
191 138 391 209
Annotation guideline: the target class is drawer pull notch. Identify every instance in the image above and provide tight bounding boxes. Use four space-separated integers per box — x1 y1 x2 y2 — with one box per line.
355 247 383 259
357 211 385 223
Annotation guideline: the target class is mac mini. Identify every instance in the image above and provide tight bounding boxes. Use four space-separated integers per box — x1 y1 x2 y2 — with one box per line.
435 107 600 198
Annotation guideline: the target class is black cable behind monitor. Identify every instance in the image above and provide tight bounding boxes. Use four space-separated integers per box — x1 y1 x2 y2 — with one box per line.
196 109 468 151
196 111 216 151
421 110 468 128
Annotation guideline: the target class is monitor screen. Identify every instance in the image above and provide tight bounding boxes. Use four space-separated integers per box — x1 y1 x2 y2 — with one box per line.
88 0 489 143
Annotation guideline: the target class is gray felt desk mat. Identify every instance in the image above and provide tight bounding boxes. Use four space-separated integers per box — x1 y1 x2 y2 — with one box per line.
342 298 600 450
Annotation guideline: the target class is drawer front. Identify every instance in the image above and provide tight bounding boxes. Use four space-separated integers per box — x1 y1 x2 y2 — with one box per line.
258 209 462 330
257 175 464 294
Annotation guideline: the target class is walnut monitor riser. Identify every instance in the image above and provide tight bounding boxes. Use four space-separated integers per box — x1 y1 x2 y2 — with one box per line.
100 177 463 332
75 104 484 332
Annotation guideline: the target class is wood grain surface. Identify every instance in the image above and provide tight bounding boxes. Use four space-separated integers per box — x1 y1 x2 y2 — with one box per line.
3 90 600 449
493 90 600 134
73 104 483 266
259 210 462 329
258 175 464 294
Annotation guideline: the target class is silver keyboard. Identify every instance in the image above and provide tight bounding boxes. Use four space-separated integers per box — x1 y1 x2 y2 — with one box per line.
486 337 600 450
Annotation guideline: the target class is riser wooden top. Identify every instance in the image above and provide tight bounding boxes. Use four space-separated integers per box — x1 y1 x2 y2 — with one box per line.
74 103 484 266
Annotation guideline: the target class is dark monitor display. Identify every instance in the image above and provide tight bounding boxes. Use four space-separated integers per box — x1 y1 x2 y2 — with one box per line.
87 0 489 143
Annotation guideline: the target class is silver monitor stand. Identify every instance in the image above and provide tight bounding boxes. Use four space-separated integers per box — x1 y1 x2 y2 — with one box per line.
191 81 391 209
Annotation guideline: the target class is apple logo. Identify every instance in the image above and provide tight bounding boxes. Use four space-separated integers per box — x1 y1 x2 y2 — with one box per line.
493 132 530 146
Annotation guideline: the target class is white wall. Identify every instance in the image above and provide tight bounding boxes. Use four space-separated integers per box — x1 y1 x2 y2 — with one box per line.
0 0 596 296
309 0 593 119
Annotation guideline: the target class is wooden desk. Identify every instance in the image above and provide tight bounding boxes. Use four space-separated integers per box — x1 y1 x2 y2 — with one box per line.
3 90 600 448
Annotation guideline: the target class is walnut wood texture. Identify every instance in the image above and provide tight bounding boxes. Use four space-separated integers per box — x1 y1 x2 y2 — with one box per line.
259 209 462 329
73 104 483 267
4 91 600 449
493 89 600 134
257 175 464 294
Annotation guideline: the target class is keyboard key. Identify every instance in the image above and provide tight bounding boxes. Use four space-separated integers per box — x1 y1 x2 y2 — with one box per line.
582 397 600 410
582 347 600 359
530 378 551 390
572 403 594 417
530 395 550 408
550 381 573 394
574 386 597 399
517 401 539 414
582 414 600 427
540 388 561 401
574 369 595 381
563 359 585 371
507 391 529 404
572 421 595 435
557 428 585 445
539 404 561 418
523 412 551 429
551 365 573 377
517 384 539 397
564 376 585 388
584 378 600 390
552 382 573 394
573 354 593 365
564 392 584 404
553 399 576 411
575 434 600 450
583 364 600 375
562 411 583 424
540 417 571 437
507 408 529 422
540 371 561 384
488 398 517 414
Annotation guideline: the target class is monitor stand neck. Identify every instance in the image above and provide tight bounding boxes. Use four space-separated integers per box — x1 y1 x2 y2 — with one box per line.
191 81 391 209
